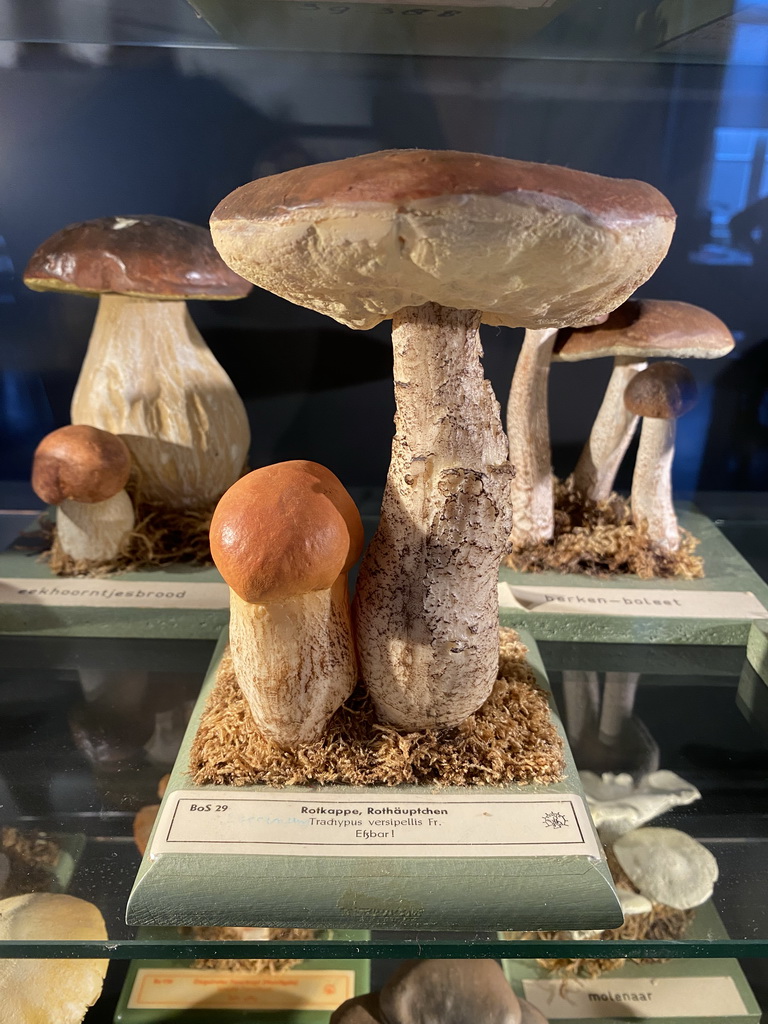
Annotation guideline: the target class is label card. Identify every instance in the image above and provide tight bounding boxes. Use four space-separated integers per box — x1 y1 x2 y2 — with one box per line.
0 576 229 609
498 583 768 621
149 790 600 860
127 967 355 1011
522 977 751 1019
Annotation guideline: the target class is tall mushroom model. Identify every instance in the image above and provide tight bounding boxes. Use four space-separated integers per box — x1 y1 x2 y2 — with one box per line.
553 299 733 503
24 216 252 510
210 150 675 731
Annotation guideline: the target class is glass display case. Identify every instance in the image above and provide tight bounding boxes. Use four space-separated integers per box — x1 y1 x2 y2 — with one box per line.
2 1 768 1021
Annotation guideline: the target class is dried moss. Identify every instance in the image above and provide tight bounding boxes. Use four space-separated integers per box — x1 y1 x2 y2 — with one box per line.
189 629 564 788
1 828 61 898
184 926 318 972
503 480 703 580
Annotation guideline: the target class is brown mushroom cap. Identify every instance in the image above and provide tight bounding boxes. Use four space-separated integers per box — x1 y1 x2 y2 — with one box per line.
210 460 364 604
623 361 698 419
32 425 132 505
378 959 522 1024
331 993 383 1024
553 299 734 361
24 215 252 300
210 149 675 331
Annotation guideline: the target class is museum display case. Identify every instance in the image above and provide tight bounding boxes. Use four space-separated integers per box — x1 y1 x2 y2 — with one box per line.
2 0 768 1020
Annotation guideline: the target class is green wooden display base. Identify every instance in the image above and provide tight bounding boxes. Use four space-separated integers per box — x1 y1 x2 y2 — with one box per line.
0 546 228 640
498 509 768 646
501 902 760 1024
114 929 369 1023
737 622 768 734
126 630 620 933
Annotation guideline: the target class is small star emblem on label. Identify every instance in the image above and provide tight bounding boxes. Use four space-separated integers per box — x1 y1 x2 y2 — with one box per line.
542 810 569 829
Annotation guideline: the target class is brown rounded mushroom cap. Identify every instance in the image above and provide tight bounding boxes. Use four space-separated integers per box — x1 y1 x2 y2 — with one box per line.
378 959 522 1024
210 149 675 331
24 215 252 300
331 993 383 1024
32 425 132 505
133 805 160 856
623 361 698 419
210 460 364 603
553 299 734 362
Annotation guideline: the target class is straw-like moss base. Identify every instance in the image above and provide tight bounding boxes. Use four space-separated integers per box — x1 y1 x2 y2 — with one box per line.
1 827 61 899
189 629 565 788
184 926 318 972
503 480 703 580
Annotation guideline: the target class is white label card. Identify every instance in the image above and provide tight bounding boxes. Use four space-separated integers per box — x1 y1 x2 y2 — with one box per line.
0 576 229 609
150 790 600 860
522 977 751 1019
498 583 768 620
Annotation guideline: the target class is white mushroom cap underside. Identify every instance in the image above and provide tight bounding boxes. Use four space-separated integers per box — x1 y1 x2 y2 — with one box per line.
613 827 719 910
211 193 674 331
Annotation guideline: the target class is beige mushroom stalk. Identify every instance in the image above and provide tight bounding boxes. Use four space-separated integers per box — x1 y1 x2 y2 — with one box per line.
24 215 252 509
210 460 364 749
624 361 697 553
554 300 733 503
31 424 134 564
210 149 674 731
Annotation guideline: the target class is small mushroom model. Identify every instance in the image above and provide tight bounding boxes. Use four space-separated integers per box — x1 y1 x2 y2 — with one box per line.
210 149 675 731
613 827 719 910
553 299 733 503
31 424 134 565
0 892 108 1024
24 215 252 509
331 959 531 1024
623 361 697 553
210 460 364 748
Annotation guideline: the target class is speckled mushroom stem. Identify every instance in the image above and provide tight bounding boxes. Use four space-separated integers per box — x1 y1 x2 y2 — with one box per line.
353 302 513 731
571 357 648 502
229 574 358 748
56 491 134 564
598 671 641 744
71 294 250 509
561 669 600 740
631 416 680 552
505 327 559 548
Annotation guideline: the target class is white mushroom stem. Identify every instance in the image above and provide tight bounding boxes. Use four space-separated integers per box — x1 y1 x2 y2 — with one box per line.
71 294 250 508
229 574 358 748
56 491 134 563
571 357 648 502
506 327 559 548
562 669 600 740
353 302 512 730
631 417 680 553
598 671 641 744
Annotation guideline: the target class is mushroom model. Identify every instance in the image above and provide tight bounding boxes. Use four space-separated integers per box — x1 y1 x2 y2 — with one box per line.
32 424 134 565
210 150 674 731
553 299 733 503
24 216 252 509
210 460 364 748
623 361 697 553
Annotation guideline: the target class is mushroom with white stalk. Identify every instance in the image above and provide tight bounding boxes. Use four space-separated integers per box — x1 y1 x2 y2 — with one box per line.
552 299 733 503
209 460 364 749
623 361 697 553
24 215 252 509
210 149 674 731
31 424 134 566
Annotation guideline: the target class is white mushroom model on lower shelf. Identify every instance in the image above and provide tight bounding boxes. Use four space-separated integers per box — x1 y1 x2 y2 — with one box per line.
210 148 675 732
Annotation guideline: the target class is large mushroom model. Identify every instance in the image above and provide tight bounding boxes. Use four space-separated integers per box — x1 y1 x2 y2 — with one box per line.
24 215 252 511
623 361 697 553
553 299 734 504
31 424 134 567
210 149 674 732
209 460 364 749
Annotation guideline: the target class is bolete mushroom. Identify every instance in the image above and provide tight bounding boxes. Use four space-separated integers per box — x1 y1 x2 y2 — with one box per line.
210 149 674 730
31 424 134 565
553 299 733 503
0 892 108 1024
623 361 697 553
210 460 364 748
24 215 252 509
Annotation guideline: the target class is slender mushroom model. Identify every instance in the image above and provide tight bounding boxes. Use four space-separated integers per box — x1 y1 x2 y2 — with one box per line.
553 299 733 503
210 149 675 731
31 424 134 566
210 460 364 748
623 361 697 553
24 216 252 509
